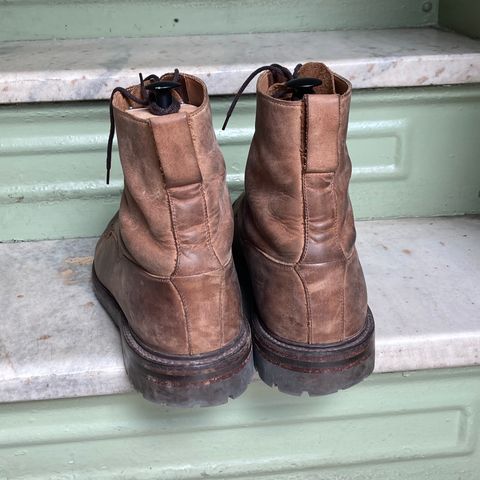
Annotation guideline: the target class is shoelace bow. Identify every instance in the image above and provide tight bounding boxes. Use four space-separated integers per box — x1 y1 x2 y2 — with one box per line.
221 63 303 130
105 69 181 184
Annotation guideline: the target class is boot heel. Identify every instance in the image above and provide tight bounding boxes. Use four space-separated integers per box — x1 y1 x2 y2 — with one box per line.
92 267 254 407
234 234 375 396
252 309 375 396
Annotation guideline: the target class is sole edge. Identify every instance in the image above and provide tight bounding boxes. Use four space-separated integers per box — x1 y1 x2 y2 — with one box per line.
252 310 375 396
92 265 254 407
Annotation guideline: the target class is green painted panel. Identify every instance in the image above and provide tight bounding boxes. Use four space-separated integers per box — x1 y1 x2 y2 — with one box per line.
0 0 439 42
439 0 480 38
0 368 479 479
1 84 480 241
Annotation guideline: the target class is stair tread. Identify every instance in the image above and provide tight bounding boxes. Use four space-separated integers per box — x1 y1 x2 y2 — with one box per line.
1 216 479 402
1 27 480 104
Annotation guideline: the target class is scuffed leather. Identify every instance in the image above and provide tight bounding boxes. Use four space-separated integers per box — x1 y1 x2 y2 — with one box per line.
94 74 242 355
237 62 368 345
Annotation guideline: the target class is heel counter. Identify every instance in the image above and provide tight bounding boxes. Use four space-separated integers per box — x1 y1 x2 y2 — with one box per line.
173 258 242 354
243 243 309 343
297 249 367 344
344 249 368 338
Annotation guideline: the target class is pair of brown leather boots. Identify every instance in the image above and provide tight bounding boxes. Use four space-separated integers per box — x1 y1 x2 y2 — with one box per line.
92 62 375 407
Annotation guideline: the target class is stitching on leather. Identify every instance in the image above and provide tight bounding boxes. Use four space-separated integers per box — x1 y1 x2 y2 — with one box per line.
114 227 174 281
342 253 348 339
345 246 356 262
114 106 149 125
336 98 347 339
184 112 221 267
185 113 203 181
115 234 232 280
166 189 181 275
258 89 302 108
294 266 311 344
330 176 345 262
331 162 346 340
301 173 310 263
263 97 302 107
113 88 149 124
332 105 348 262
171 279 192 355
136 259 231 281
303 97 309 171
242 238 295 268
301 173 340 261
243 237 344 268
336 98 348 260
121 195 176 275
300 99 309 264
200 182 223 268
219 270 224 345
146 120 179 274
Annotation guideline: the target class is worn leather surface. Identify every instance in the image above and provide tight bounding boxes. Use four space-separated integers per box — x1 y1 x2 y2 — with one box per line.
94 74 242 355
236 62 368 345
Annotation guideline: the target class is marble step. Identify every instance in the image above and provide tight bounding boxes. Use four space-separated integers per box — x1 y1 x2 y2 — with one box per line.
1 216 479 403
1 27 480 104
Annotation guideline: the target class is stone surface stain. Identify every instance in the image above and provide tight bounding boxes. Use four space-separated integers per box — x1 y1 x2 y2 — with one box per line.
0 339 16 373
64 256 93 266
59 256 94 285
59 268 76 285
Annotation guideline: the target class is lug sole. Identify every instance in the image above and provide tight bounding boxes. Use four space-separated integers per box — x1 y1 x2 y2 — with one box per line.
252 309 375 396
92 266 254 407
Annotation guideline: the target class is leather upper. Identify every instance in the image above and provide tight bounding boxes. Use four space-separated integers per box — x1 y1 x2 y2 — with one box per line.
236 62 368 345
94 74 242 355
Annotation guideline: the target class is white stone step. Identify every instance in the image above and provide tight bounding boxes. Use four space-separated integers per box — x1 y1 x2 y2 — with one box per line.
1 27 479 104
1 216 479 402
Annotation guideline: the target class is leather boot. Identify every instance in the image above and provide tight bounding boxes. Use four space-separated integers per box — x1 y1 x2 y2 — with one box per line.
93 71 253 406
225 62 374 396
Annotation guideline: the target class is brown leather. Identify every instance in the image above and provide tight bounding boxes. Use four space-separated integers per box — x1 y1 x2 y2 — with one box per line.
94 73 242 355
236 62 368 345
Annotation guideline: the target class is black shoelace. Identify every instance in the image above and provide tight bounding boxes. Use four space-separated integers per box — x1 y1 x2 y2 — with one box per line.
222 63 303 130
105 69 181 184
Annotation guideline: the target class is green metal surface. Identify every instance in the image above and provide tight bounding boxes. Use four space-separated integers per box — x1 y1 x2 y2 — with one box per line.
0 0 439 42
439 0 480 38
0 367 479 479
1 84 479 242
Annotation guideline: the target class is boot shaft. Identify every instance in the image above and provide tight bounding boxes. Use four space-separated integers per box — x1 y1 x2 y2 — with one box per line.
94 73 243 357
112 73 233 277
243 63 356 265
237 62 367 345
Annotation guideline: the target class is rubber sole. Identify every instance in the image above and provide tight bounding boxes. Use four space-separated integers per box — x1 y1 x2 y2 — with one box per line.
252 309 375 396
92 266 254 407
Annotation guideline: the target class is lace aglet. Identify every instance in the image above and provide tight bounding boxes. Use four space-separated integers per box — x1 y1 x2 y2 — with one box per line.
221 118 229 131
106 168 111 185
